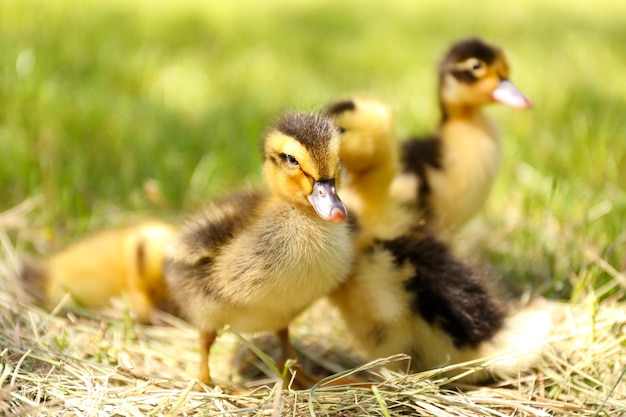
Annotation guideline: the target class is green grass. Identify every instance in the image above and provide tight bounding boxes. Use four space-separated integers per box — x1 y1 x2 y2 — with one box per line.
1 0 625 297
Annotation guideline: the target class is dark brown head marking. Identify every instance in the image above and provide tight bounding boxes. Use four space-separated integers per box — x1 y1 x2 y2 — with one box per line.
441 38 499 84
325 99 356 116
268 112 339 180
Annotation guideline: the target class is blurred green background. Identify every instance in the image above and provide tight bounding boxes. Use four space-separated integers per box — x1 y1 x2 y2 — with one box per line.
1 0 625 299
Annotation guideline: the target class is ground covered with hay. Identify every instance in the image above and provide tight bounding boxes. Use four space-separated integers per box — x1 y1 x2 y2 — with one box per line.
1 204 625 416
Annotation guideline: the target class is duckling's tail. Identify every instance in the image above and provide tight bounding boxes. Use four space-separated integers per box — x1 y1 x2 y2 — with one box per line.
475 297 554 382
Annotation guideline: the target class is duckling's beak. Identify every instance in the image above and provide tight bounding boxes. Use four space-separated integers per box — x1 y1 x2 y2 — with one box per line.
492 80 532 109
307 179 348 224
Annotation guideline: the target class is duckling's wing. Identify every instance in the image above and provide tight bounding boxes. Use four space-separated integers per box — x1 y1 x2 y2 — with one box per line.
165 190 264 278
401 134 441 176
395 134 441 207
381 228 505 348
164 190 268 310
177 190 266 262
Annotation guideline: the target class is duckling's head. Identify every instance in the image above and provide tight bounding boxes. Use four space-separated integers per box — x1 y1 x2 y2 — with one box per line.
262 112 347 224
438 38 532 118
326 98 397 176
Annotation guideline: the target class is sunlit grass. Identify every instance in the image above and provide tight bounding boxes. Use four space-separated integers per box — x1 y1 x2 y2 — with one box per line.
1 0 625 289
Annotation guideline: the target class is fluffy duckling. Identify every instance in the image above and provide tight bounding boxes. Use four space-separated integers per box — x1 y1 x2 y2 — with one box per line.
329 226 551 384
390 38 532 235
328 97 551 384
164 112 354 386
325 98 413 247
20 221 177 324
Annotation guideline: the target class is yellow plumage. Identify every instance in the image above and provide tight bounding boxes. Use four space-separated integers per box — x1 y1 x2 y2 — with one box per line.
164 112 354 386
327 93 551 384
20 221 177 324
390 38 532 236
326 97 414 246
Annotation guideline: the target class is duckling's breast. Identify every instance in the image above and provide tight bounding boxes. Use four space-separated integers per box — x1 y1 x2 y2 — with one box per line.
216 203 354 305
429 116 501 229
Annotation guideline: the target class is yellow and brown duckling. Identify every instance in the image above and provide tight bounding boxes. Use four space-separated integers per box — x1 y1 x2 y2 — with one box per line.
327 97 550 384
163 112 355 387
20 221 178 324
329 225 551 384
390 38 532 235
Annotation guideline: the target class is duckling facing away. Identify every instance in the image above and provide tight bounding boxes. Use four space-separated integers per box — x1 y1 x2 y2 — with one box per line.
20 221 177 324
325 97 413 247
327 97 551 384
390 38 532 235
164 112 354 387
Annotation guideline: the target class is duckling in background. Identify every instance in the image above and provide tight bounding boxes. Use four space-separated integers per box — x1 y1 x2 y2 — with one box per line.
20 221 178 324
164 112 354 387
327 97 551 384
390 38 532 235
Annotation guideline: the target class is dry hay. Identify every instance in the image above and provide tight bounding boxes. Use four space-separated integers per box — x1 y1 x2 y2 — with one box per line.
1 204 625 416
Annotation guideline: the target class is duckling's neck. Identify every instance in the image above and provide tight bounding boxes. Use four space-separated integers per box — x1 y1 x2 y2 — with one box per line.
440 101 484 124
437 95 500 143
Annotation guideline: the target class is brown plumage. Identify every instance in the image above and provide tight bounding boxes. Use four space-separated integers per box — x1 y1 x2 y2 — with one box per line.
390 38 532 235
164 112 355 387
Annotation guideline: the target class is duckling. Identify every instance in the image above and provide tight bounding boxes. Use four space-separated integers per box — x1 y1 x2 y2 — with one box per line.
327 97 550 384
20 221 178 324
330 226 551 383
390 38 532 235
325 98 413 247
163 112 354 386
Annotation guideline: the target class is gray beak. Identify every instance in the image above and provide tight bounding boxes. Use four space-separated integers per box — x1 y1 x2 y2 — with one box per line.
307 179 347 224
492 80 532 109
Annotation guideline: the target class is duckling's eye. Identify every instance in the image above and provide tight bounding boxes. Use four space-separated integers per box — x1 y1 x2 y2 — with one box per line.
282 153 300 167
466 58 486 76
337 127 346 135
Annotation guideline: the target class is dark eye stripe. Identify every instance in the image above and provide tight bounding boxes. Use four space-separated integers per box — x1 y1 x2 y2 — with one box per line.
450 69 477 84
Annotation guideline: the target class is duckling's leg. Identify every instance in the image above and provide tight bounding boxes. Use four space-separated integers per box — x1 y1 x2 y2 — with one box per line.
276 328 316 389
276 327 298 370
198 330 217 384
276 328 372 389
